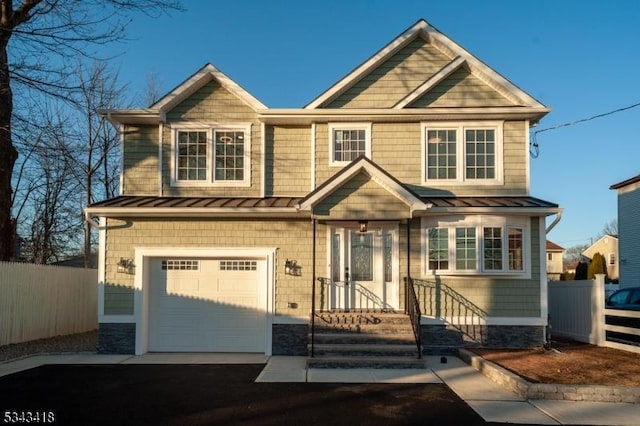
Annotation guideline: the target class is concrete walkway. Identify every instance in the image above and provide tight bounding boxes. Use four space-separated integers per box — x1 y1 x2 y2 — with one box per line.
258 355 640 425
2 353 640 425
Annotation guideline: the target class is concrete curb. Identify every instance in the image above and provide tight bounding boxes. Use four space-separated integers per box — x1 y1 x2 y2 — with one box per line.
459 349 640 404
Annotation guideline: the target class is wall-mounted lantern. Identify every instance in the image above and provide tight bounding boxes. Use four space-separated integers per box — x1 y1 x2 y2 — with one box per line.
117 258 135 274
284 259 301 276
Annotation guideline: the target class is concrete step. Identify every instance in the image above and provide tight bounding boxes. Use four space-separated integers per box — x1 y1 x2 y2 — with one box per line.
310 343 419 357
314 312 411 326
313 323 415 334
311 332 415 345
307 356 427 369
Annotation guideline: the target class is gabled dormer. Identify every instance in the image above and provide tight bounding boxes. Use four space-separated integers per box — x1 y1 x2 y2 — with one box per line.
102 64 267 198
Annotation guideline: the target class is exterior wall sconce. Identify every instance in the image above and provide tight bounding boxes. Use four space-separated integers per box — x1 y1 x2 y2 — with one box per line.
117 258 135 274
284 259 301 276
359 220 368 233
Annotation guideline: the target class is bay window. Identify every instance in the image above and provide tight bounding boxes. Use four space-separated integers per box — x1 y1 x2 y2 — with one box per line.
424 216 529 276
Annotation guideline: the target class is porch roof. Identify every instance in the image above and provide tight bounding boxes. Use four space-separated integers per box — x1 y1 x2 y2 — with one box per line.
86 195 558 218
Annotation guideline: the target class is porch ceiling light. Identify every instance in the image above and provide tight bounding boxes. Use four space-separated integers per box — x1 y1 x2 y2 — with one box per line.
359 220 368 233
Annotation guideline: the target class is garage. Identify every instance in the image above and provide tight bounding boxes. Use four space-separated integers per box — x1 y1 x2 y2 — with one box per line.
147 257 267 352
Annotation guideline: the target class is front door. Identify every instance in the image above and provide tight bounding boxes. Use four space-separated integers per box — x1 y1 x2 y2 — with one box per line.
326 223 398 310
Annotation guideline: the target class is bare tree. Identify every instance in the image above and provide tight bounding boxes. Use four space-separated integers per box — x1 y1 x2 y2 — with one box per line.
0 0 183 261
141 70 165 107
564 243 589 264
600 219 618 237
14 103 83 263
69 61 126 266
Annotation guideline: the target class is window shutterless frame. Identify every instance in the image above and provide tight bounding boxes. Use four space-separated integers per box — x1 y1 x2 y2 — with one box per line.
328 123 372 166
170 123 251 187
421 121 504 186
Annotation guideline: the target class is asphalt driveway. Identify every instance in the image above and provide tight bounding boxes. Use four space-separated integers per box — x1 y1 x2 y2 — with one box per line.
0 364 506 425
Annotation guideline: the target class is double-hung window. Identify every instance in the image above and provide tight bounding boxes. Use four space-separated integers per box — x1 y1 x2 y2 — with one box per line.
423 122 502 185
329 123 371 166
424 216 528 276
172 124 251 186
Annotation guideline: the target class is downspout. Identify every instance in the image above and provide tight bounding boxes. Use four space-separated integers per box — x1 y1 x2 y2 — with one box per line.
261 122 266 198
406 219 411 312
545 209 564 234
310 123 316 191
158 122 164 197
311 218 317 357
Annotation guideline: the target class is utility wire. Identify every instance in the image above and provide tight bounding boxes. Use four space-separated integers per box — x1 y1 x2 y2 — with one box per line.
530 100 640 158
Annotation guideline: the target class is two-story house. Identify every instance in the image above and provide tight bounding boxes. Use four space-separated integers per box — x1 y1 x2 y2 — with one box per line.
582 235 619 281
546 240 565 281
611 174 640 287
87 19 560 357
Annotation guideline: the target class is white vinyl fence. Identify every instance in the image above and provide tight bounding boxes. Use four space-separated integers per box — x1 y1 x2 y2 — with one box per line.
0 262 97 346
548 274 640 354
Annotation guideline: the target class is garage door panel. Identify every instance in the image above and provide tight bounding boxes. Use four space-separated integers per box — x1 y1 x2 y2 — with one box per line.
166 276 200 294
149 257 266 353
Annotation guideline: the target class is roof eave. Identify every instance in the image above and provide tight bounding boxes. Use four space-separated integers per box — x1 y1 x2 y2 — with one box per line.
258 107 550 125
85 207 307 219
99 109 163 125
415 206 562 216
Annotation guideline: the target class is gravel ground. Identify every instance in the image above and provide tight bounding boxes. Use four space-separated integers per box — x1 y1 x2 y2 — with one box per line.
0 330 98 362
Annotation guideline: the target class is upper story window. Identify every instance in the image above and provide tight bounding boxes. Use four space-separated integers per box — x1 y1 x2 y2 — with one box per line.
422 122 503 185
423 215 529 277
171 124 251 187
329 123 371 166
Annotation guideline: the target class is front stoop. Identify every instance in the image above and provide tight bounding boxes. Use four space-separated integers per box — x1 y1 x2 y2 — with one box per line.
307 311 425 369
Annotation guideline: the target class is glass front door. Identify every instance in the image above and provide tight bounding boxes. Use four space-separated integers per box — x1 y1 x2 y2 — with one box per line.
325 224 398 310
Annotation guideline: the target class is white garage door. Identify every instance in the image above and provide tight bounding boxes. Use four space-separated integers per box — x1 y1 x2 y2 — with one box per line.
148 258 266 352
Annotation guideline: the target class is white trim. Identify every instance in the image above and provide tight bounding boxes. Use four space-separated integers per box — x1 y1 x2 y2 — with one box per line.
97 217 106 317
151 63 267 112
118 124 124 195
394 56 466 108
525 120 531 193
421 214 531 278
260 122 266 197
539 216 548 322
133 247 276 356
305 19 547 110
325 222 400 310
170 123 252 187
311 123 316 191
328 122 372 167
305 22 421 109
421 121 504 186
158 122 164 196
421 316 546 326
297 157 428 214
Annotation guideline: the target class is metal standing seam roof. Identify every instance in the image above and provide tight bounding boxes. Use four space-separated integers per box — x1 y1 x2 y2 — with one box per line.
422 196 558 209
88 195 557 210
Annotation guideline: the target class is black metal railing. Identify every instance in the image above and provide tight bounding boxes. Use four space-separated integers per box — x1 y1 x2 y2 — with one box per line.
404 277 422 358
411 278 488 345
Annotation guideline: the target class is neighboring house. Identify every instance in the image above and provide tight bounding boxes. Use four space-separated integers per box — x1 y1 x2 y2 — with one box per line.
546 240 564 281
582 235 619 281
86 19 560 356
610 174 640 287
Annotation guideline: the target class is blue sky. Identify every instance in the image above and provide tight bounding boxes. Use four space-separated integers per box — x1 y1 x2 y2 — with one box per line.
106 0 640 249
